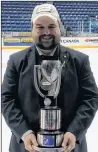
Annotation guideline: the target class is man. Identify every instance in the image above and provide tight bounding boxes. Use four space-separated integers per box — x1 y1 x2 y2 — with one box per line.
2 3 98 152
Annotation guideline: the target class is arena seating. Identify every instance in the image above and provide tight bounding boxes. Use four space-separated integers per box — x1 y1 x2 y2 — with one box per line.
1 1 98 33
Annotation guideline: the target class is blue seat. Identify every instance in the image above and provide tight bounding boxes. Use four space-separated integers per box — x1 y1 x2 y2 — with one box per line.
1 1 98 32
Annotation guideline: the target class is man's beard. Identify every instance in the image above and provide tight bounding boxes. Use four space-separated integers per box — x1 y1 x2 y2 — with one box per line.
36 35 60 50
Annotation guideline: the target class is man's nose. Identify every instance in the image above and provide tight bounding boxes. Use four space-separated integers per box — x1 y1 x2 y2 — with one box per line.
43 28 50 35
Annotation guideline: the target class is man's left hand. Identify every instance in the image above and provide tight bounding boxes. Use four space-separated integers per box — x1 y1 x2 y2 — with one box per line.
62 132 76 152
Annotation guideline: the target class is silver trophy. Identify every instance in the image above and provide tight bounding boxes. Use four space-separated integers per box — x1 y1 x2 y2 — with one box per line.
33 59 67 152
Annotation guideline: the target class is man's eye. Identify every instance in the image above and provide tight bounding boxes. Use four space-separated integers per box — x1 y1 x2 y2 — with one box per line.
49 26 56 29
37 27 44 29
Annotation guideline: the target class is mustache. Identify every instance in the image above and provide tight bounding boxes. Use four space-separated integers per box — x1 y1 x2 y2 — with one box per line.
39 35 55 39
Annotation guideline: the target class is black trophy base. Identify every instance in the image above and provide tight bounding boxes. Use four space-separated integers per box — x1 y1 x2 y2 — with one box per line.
37 130 64 148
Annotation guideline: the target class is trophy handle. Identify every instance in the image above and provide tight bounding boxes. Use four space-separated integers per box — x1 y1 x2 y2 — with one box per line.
54 67 62 98
34 65 45 98
41 66 51 83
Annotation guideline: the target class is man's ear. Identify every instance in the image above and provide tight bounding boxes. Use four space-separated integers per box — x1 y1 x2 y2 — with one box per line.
58 20 65 36
31 22 33 29
60 22 66 36
31 25 34 38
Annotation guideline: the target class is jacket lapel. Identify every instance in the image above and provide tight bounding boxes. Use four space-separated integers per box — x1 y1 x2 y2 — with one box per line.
59 45 70 78
27 45 37 89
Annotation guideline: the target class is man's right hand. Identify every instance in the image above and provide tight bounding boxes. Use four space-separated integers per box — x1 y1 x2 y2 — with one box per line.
24 133 38 152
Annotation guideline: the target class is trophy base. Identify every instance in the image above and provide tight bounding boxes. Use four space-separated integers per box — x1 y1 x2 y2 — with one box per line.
37 131 64 147
32 146 67 152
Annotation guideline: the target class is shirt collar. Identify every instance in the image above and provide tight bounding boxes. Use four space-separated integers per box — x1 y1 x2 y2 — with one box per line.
35 46 57 56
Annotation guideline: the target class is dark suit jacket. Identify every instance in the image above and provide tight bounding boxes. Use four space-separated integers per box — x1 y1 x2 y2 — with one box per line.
2 45 98 152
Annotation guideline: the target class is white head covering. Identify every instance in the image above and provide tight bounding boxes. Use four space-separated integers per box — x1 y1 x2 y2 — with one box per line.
31 3 61 24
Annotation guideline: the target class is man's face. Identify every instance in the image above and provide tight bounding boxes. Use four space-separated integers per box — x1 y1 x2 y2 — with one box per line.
32 16 61 54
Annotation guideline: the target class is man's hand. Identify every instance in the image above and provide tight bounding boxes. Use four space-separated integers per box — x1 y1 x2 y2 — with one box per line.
62 132 76 152
24 133 38 152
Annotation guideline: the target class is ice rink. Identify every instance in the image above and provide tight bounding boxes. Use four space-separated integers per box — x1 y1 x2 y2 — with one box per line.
2 47 98 152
